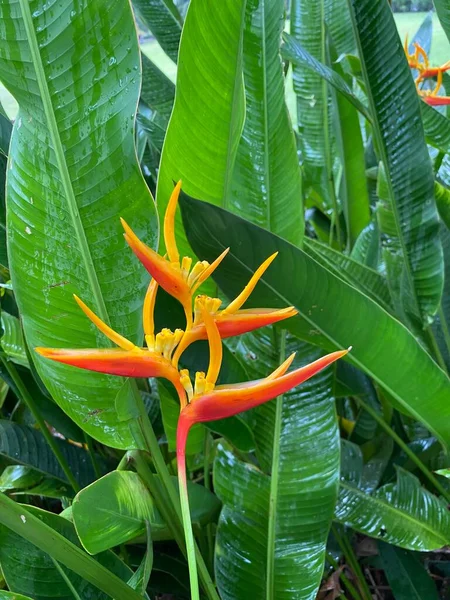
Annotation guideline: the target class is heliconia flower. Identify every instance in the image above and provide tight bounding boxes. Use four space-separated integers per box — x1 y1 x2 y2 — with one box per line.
417 69 450 105
35 288 188 405
171 252 298 366
404 36 450 78
175 296 350 535
120 180 229 328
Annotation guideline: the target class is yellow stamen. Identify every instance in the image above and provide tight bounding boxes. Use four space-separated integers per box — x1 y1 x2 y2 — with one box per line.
194 371 207 396
187 261 208 287
180 369 194 402
143 279 158 349
222 252 278 315
163 180 182 264
73 295 137 352
191 248 230 293
432 69 443 96
181 256 192 280
201 301 222 389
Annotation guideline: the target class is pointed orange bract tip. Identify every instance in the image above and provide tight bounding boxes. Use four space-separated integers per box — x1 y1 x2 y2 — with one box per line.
164 180 182 264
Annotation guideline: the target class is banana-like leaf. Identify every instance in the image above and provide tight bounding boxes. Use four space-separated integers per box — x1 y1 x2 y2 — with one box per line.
229 0 303 246
73 470 221 552
421 103 450 153
0 594 33 600
215 339 340 600
0 465 72 499
304 238 392 313
133 0 183 63
324 0 356 56
141 54 175 118
290 0 331 204
434 0 450 43
179 194 450 447
336 467 450 551
330 45 370 248
156 0 246 265
348 0 443 324
379 543 440 599
0 506 133 600
0 420 103 489
0 0 158 448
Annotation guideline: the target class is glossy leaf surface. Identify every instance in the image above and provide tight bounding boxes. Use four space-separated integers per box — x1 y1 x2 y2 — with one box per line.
180 194 450 447
73 470 164 553
336 468 450 551
0 506 133 600
133 0 182 63
1 312 28 367
156 0 246 262
348 0 443 323
215 335 339 600
0 0 157 448
229 0 303 245
379 543 439 599
0 465 73 499
73 470 221 552
0 420 101 488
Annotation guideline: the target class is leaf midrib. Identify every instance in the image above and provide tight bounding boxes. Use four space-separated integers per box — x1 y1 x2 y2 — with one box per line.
18 0 110 325
337 481 448 547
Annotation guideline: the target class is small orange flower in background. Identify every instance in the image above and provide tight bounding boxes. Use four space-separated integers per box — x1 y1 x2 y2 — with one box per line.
404 36 450 105
36 181 350 595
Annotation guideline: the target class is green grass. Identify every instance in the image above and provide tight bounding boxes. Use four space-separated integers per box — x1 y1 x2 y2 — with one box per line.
0 12 449 123
394 11 450 65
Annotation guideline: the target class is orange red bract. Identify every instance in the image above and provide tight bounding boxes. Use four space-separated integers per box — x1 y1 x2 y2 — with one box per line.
404 36 450 105
36 181 350 593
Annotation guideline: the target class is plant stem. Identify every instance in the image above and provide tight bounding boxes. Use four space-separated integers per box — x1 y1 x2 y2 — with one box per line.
0 354 80 493
326 552 362 600
203 433 215 572
83 432 102 479
424 325 448 374
438 305 450 358
332 526 372 600
357 396 450 503
178 452 200 600
266 330 286 600
50 557 83 600
131 393 220 600
0 493 143 600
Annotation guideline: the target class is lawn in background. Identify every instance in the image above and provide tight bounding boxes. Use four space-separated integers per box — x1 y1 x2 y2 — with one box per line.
0 11 449 122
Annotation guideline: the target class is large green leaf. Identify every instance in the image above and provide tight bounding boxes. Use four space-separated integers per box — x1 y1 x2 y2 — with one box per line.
229 0 303 245
305 237 392 314
73 470 164 553
324 0 356 56
179 194 450 447
0 0 157 448
133 0 183 63
73 470 221 552
0 506 133 600
329 46 370 248
336 467 450 551
215 335 339 600
348 0 443 324
434 0 450 44
156 0 246 263
0 420 102 488
378 543 439 599
0 465 73 499
140 54 175 119
290 0 330 204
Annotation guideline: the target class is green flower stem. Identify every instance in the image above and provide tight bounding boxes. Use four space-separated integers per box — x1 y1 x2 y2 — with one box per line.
0 493 143 600
326 552 363 600
132 396 220 600
203 432 214 573
83 432 102 479
332 526 372 600
178 453 200 600
358 396 450 503
0 354 80 493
